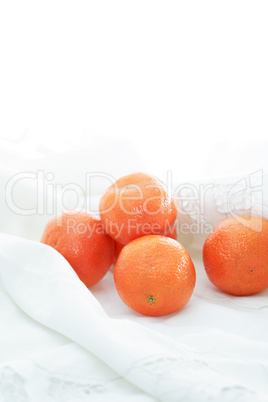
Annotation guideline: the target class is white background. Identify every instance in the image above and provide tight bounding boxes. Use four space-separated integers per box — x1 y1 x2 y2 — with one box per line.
0 3 268 401
0 0 268 181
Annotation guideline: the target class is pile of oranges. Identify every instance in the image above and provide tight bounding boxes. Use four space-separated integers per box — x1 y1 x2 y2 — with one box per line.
41 172 268 317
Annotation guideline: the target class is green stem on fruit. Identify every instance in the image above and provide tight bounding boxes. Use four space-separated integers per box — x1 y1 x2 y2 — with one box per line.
148 295 156 304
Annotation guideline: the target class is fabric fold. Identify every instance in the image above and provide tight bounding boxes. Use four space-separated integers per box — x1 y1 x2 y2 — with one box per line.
0 233 267 402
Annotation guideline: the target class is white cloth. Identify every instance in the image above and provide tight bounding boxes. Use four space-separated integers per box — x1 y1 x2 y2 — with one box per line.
0 141 268 402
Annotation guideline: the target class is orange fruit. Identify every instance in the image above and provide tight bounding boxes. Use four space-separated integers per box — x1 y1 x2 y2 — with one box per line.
114 235 196 316
114 241 125 261
203 215 268 296
41 211 115 288
167 225 177 240
114 225 177 262
99 172 177 245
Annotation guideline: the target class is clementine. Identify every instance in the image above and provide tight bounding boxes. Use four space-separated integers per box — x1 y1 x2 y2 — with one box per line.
114 225 177 262
99 172 177 245
41 211 115 288
203 215 268 296
114 235 196 316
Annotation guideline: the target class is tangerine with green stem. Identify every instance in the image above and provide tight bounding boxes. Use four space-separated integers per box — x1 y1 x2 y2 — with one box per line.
114 235 196 316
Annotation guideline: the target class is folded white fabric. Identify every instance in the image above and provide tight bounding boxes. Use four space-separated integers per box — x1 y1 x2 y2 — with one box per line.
0 141 268 401
0 233 267 402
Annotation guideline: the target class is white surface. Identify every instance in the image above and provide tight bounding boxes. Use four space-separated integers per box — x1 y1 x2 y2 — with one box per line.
0 143 268 401
0 233 268 402
0 2 268 399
